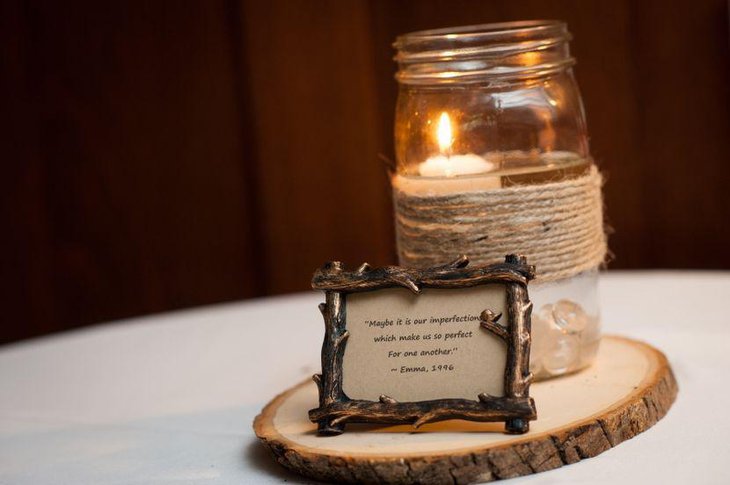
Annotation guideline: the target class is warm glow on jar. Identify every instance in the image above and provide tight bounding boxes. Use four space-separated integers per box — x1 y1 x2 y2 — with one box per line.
393 20 590 179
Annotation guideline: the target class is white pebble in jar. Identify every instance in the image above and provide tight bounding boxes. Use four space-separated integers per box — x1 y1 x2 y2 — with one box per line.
552 299 588 334
543 333 581 375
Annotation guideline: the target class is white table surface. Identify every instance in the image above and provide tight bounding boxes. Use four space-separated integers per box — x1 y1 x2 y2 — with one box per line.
1 271 729 484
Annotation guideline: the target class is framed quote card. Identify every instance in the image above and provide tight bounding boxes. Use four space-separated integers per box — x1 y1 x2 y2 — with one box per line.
308 254 537 435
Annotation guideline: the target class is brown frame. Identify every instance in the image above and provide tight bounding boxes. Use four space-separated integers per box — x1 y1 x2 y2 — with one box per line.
309 254 536 435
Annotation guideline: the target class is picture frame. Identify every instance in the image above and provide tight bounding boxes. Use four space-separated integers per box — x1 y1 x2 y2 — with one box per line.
309 254 536 435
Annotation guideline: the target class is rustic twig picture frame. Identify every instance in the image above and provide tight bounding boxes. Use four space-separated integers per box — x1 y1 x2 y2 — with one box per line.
309 254 536 435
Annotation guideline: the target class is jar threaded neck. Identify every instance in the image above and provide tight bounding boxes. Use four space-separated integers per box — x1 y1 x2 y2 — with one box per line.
394 21 574 85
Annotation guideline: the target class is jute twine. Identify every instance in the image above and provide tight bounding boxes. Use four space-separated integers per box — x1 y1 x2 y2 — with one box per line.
393 166 607 282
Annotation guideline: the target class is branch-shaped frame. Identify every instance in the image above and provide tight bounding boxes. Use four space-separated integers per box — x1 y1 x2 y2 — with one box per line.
310 254 536 435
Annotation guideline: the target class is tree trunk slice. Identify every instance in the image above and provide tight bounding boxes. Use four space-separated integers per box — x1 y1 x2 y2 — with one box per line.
254 336 677 484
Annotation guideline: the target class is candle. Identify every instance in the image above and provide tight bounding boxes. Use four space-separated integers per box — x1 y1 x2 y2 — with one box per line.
419 112 496 177
418 153 495 177
394 112 501 196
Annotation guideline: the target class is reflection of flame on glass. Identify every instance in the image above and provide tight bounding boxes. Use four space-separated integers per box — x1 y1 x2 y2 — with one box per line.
436 112 453 154
519 51 541 66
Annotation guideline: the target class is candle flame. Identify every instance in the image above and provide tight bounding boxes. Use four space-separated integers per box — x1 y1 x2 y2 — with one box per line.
436 112 453 154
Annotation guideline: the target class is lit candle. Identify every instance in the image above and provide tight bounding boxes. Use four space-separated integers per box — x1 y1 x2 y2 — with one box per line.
393 112 501 196
418 113 496 177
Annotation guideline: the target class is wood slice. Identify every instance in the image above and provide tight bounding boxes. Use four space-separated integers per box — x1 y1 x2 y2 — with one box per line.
254 336 677 484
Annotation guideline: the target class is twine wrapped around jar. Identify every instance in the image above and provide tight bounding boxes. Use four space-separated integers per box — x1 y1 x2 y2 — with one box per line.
393 166 607 282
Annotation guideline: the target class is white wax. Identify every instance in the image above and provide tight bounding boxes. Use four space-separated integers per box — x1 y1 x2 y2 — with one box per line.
418 153 495 177
392 153 501 197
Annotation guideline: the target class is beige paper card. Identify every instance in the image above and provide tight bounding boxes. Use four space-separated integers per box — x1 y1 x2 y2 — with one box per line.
342 285 508 402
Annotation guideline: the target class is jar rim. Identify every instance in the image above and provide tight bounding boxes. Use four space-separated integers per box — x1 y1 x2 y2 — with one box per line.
393 20 574 85
394 20 566 46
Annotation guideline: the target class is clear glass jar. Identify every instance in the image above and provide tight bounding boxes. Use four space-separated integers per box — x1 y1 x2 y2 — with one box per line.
392 21 603 379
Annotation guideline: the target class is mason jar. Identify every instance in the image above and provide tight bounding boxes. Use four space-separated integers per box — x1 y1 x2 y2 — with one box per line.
391 21 607 379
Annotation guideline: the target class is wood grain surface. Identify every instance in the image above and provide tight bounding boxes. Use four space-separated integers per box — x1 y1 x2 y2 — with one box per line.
254 335 678 484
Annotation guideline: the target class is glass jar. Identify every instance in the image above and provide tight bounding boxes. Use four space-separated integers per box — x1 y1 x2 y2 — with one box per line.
392 21 605 379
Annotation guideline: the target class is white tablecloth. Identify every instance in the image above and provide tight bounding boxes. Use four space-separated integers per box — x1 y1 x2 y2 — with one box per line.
1 271 729 484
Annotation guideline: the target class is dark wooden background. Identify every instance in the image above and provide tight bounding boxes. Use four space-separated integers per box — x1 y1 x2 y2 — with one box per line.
2 0 729 344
